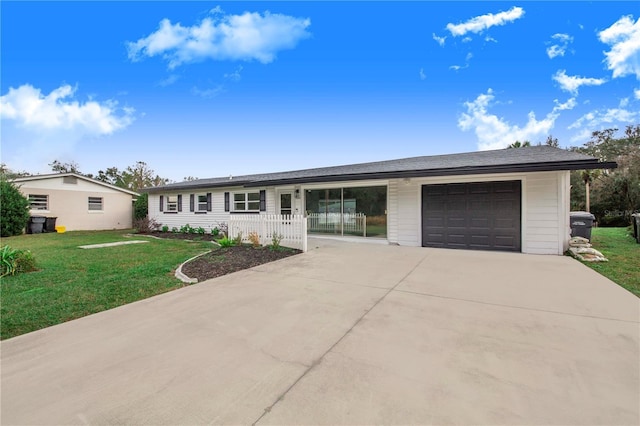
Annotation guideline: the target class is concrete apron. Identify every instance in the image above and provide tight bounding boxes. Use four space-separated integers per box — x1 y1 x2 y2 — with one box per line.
2 238 638 425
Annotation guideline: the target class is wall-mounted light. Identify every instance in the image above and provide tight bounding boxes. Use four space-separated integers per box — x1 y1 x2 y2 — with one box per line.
294 188 300 199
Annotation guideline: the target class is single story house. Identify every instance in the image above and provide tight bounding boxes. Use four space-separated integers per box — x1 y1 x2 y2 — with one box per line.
143 146 615 255
14 173 139 231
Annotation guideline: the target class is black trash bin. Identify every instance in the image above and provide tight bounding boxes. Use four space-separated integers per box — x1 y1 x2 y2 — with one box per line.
632 213 640 244
570 211 596 240
45 217 58 233
29 216 46 234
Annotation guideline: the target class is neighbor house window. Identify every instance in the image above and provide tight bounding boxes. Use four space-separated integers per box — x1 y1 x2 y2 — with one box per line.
88 197 103 211
28 194 48 210
233 192 260 211
167 195 178 212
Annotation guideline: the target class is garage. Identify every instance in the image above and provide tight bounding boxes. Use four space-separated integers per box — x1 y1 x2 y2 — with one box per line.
422 180 521 252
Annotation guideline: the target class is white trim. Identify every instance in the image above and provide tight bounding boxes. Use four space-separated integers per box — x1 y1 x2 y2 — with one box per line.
14 173 139 196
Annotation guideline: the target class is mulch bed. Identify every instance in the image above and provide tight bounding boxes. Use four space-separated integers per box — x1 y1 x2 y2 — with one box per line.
139 232 301 282
181 245 301 281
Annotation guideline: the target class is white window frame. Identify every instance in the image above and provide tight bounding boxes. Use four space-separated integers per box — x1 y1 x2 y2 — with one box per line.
167 195 178 212
197 194 208 212
28 194 49 211
233 191 260 212
88 196 103 211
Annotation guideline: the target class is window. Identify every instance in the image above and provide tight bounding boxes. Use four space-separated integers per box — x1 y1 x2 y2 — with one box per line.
88 197 103 211
233 192 260 211
167 195 178 212
197 194 208 211
28 194 48 210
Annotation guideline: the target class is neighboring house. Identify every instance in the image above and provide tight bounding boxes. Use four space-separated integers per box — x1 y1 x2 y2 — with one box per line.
143 146 616 255
14 173 139 231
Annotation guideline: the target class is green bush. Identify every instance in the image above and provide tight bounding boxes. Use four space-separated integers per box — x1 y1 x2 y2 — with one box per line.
218 237 234 248
1 245 37 277
0 179 30 237
133 193 148 220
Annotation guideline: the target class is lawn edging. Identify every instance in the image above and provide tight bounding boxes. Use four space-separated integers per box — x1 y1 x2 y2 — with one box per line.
175 250 212 284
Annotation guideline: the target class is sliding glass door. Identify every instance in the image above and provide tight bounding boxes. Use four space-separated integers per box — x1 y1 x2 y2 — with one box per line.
305 186 387 238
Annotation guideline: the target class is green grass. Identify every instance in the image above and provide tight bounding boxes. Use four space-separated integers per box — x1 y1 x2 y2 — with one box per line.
0 230 214 340
585 227 640 297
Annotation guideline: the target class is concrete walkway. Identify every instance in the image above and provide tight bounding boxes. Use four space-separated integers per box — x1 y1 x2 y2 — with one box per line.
2 238 639 425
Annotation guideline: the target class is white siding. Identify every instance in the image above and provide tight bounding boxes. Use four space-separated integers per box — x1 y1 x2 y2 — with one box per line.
148 186 275 234
387 180 399 244
388 171 569 254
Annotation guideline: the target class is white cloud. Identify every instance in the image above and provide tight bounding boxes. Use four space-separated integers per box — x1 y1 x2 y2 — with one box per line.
432 33 446 47
0 84 134 134
635 88 640 99
546 33 573 59
446 6 524 37
224 65 243 82
450 52 473 71
127 11 311 69
158 74 180 87
458 89 560 150
552 70 606 95
569 99 639 138
598 15 640 79
553 97 577 111
419 68 426 80
191 85 225 99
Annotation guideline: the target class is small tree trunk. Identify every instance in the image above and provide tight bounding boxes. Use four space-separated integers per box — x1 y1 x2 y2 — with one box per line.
585 180 590 212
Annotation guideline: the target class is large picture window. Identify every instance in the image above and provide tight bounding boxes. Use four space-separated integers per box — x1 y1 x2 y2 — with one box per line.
305 186 387 238
233 192 260 211
28 194 48 210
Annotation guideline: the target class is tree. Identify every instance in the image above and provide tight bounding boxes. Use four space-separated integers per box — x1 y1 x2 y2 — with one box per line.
0 178 30 237
120 161 169 191
183 176 198 182
0 164 30 179
570 125 640 224
544 135 559 147
49 160 81 174
95 167 125 187
508 140 531 148
133 193 148 220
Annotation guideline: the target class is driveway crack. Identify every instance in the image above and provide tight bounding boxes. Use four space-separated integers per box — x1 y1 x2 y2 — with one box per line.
251 251 432 425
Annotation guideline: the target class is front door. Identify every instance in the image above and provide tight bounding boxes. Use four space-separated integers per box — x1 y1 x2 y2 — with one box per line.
280 192 293 216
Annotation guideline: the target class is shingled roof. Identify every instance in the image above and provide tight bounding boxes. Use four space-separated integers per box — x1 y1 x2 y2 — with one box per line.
143 146 616 193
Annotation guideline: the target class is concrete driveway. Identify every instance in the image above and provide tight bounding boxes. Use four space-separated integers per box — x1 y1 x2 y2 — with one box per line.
2 238 639 425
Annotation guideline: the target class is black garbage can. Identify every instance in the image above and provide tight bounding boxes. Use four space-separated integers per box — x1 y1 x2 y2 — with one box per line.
45 217 58 233
570 211 596 240
29 216 46 234
632 213 640 243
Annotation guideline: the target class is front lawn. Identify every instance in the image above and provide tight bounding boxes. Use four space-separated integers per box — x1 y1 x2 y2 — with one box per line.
1 230 214 339
585 227 639 297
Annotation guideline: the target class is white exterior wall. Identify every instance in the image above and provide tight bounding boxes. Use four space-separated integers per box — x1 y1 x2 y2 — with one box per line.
148 186 275 234
17 177 135 231
387 171 570 255
149 170 571 254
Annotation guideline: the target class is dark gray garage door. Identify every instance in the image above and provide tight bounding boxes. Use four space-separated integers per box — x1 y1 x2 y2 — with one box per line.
422 181 521 252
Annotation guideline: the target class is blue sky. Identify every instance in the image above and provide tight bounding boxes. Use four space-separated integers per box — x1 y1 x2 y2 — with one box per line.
2 2 639 182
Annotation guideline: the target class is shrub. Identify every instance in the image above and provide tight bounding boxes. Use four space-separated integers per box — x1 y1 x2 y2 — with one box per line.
211 227 220 237
161 225 169 233
171 227 179 233
133 193 148 220
216 222 228 237
133 217 161 233
270 233 284 251
233 232 243 246
0 179 30 237
180 224 194 234
218 236 234 248
248 231 261 247
196 226 206 235
1 245 37 277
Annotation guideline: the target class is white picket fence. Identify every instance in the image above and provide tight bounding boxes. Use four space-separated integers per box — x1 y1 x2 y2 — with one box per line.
307 212 367 236
228 214 308 252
